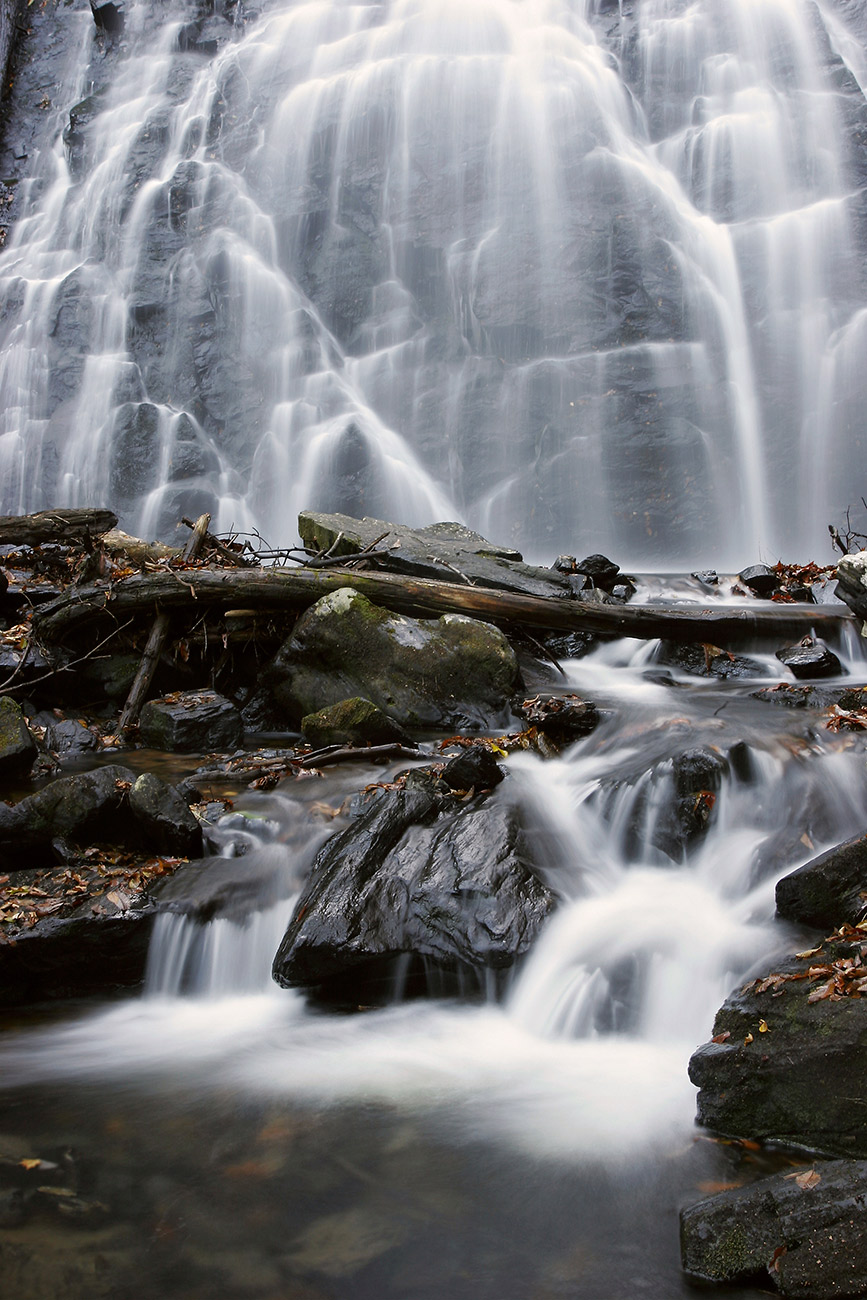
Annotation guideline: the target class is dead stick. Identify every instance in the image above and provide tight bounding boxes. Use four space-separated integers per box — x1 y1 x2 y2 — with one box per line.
118 514 211 730
297 743 422 769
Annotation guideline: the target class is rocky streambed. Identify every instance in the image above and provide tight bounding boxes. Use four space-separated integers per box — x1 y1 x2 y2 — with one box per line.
1 510 867 1297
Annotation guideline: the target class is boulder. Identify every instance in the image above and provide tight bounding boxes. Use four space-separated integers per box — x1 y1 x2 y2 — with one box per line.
139 690 243 752
297 511 574 600
681 1159 867 1296
0 906 157 1004
301 697 411 748
689 934 867 1158
0 697 37 778
519 694 601 746
265 587 519 731
651 747 728 860
776 833 867 929
836 551 867 619
441 746 504 791
129 772 203 857
0 765 136 863
44 718 98 761
776 638 843 680
575 553 620 588
739 563 779 596
272 780 553 1001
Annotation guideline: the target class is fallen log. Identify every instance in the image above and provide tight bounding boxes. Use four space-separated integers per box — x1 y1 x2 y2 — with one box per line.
0 508 117 546
31 563 855 649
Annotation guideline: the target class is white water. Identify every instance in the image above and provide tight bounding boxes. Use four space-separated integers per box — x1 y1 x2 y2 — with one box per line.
4 638 867 1170
0 0 865 563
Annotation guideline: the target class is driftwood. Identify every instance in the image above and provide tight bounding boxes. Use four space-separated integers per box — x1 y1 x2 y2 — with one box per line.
0 508 117 546
32 563 855 649
118 513 210 731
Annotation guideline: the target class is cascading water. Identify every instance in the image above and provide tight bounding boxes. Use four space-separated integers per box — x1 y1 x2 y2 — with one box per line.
0 0 865 562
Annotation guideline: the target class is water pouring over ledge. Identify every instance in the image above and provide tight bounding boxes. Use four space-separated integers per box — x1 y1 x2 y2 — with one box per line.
1 0 866 564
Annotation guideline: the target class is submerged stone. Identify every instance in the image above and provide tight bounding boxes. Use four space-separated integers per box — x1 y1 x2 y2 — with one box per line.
681 1159 867 1297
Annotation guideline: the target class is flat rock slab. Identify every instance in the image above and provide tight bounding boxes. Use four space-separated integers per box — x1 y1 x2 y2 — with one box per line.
152 845 290 922
689 935 867 1157
681 1159 867 1297
298 511 575 600
139 690 243 753
272 777 553 1002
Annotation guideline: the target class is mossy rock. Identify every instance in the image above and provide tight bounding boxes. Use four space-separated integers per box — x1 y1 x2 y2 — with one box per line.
0 698 37 778
267 588 519 731
301 697 411 748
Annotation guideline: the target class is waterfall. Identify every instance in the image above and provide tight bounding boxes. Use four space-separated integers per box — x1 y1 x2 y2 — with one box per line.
0 0 865 563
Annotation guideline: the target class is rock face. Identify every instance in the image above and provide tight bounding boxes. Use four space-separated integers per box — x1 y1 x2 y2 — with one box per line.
776 833 867 930
0 697 37 777
297 512 574 600
681 1159 867 1296
266 587 520 731
139 691 243 752
272 779 553 1001
128 772 202 857
152 845 289 922
688 935 867 1158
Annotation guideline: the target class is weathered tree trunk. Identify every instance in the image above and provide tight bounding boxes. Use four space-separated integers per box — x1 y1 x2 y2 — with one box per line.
0 508 118 545
32 562 854 649
118 513 210 731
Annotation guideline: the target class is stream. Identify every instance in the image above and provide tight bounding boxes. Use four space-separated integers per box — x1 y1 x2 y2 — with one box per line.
2 617 866 1297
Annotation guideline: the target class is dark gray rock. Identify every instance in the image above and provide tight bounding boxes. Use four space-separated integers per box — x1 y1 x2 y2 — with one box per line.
776 638 844 680
129 772 202 857
0 697 37 777
519 694 601 746
650 747 727 860
441 747 504 791
776 833 867 930
44 718 98 761
656 640 769 681
265 587 519 731
689 935 867 1158
272 782 553 1001
575 553 620 587
0 764 136 861
151 845 289 922
139 691 243 752
739 563 779 596
0 905 156 1004
681 1159 867 1297
297 511 574 600
301 697 411 748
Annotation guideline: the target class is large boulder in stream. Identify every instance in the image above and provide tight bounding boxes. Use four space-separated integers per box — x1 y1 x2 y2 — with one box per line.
681 1159 867 1296
776 832 867 929
689 932 867 1158
265 587 520 731
272 773 554 1003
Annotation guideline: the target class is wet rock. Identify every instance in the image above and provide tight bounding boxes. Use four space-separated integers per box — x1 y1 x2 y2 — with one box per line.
739 563 779 596
297 511 573 600
90 0 124 35
0 905 157 1003
681 1159 867 1296
152 845 289 922
551 554 577 573
776 637 843 680
656 641 768 680
519 693 600 747
0 764 136 863
129 772 203 857
836 551 867 619
44 717 98 761
441 746 504 791
0 696 37 777
273 782 553 1001
689 935 867 1158
265 587 519 731
301 697 411 748
542 629 603 660
776 833 867 930
651 747 727 860
575 553 620 588
691 569 719 587
139 690 243 752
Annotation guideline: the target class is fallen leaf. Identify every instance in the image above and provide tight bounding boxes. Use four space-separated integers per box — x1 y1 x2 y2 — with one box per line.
785 1169 822 1190
769 1245 788 1273
758 1019 769 1033
744 1032 754 1044
697 1180 743 1194
712 1031 731 1044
